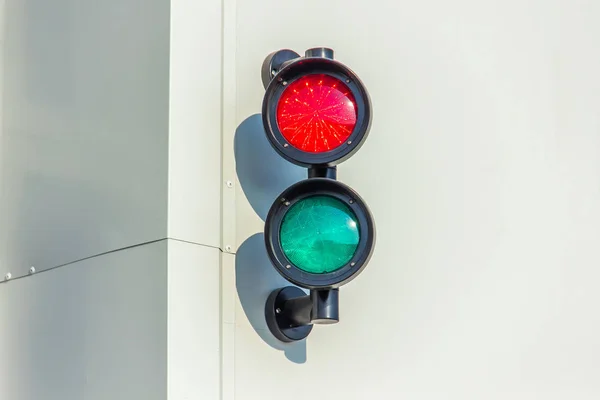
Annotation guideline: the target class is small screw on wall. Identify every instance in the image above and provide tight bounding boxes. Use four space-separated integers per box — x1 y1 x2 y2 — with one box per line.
4 272 12 281
225 245 232 253
226 180 233 188
29 267 36 274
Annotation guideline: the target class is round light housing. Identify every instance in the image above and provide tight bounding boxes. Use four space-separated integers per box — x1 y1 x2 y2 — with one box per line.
262 57 372 167
265 178 375 289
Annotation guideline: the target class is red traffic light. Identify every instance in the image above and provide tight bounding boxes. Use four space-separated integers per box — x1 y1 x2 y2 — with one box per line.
262 48 371 167
276 74 357 154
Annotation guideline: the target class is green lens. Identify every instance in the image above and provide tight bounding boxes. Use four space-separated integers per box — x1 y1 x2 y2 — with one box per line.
279 195 360 274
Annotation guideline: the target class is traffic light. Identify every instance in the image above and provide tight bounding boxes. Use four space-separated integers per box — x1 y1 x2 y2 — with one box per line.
261 47 372 167
261 47 376 342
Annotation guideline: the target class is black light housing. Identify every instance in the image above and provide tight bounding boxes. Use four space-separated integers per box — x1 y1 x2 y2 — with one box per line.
265 178 375 290
260 48 376 343
261 48 372 167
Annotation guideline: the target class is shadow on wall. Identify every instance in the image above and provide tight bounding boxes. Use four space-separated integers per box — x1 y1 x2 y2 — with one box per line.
233 114 307 363
233 114 305 220
235 234 308 363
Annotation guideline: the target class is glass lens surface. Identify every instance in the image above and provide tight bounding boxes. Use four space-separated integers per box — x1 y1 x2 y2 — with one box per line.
279 195 360 273
276 74 357 153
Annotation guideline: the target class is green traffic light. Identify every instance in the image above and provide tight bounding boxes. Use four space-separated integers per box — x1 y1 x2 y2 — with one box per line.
279 195 360 274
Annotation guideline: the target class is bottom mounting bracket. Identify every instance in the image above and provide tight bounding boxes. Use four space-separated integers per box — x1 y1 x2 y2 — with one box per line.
265 286 339 343
265 286 313 343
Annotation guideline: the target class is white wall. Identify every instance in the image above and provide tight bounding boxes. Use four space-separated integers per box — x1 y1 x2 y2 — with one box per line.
168 0 223 248
231 0 600 399
167 240 221 400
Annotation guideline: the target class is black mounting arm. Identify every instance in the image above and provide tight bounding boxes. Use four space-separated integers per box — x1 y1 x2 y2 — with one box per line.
308 165 337 180
261 47 335 89
265 286 339 343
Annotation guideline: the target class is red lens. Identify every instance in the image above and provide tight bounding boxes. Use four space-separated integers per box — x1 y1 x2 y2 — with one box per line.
276 74 357 153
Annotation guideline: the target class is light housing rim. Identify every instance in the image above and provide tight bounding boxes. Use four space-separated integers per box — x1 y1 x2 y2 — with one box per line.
262 57 372 167
264 178 376 289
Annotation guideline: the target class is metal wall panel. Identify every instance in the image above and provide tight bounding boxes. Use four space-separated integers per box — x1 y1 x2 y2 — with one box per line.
0 0 170 280
232 1 600 398
168 0 223 249
167 240 221 400
0 241 168 400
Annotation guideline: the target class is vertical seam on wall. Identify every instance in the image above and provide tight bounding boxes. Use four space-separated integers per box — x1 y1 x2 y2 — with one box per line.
165 0 173 241
166 0 172 386
220 0 237 397
220 0 237 255
165 238 170 400
0 0 7 280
